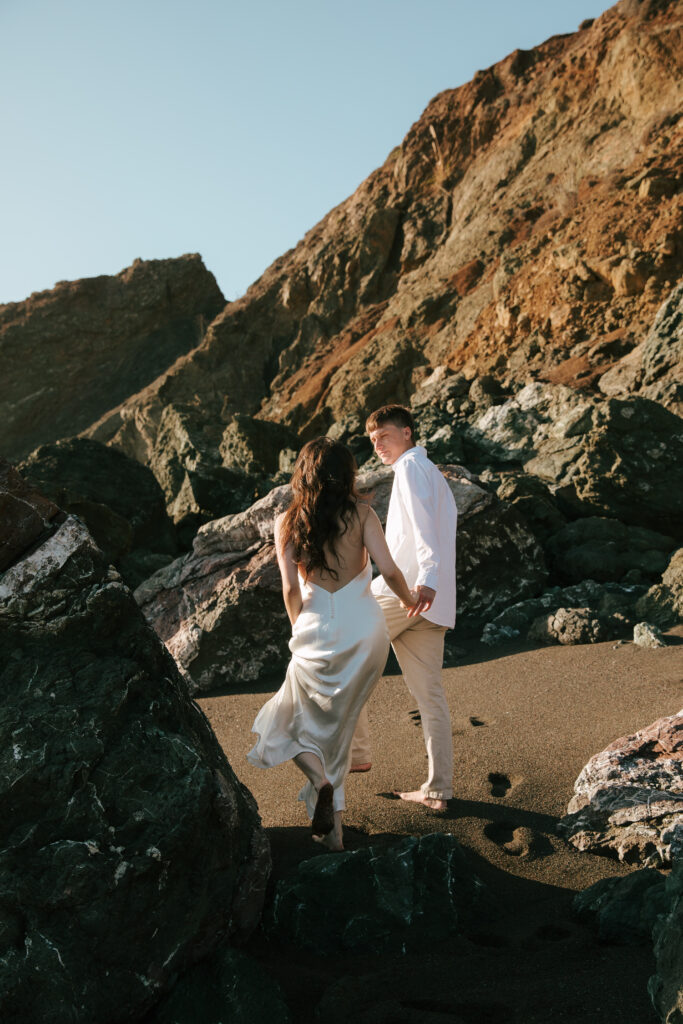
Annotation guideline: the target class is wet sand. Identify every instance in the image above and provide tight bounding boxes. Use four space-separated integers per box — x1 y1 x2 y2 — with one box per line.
200 626 683 1024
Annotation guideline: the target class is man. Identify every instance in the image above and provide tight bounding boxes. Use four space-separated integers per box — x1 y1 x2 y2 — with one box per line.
350 404 457 810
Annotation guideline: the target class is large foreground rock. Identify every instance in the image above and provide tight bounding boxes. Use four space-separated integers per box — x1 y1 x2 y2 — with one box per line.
136 467 546 694
1 255 225 463
0 486 269 1022
649 858 683 1024
268 833 484 955
147 946 291 1024
557 710 683 868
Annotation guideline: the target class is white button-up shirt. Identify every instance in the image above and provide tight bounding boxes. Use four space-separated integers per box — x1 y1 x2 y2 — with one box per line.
371 445 457 628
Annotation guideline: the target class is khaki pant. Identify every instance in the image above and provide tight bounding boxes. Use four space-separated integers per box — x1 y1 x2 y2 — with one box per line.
351 594 453 800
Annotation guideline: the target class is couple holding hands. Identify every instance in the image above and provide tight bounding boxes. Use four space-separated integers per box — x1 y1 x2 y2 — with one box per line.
247 404 457 851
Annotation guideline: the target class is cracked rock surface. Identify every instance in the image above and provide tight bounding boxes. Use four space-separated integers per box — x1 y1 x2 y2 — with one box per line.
0 497 269 1023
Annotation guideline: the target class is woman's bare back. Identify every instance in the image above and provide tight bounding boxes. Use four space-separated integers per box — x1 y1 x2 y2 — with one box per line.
302 503 370 593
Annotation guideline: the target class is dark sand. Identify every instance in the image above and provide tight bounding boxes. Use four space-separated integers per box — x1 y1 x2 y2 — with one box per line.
200 626 683 1024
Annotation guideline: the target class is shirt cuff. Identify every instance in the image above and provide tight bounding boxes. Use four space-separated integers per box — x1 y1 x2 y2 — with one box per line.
416 569 439 591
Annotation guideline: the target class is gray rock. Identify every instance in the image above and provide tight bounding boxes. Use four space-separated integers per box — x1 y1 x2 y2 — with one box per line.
193 485 291 558
528 606 613 645
495 472 567 542
633 621 666 648
136 543 288 697
147 947 291 1024
635 547 683 628
640 282 683 390
18 437 177 587
558 710 683 867
146 403 258 539
464 382 595 464
0 458 61 572
574 869 668 944
649 857 683 1023
545 516 675 585
219 414 298 478
481 579 644 646
527 397 683 537
268 834 485 955
0 505 269 1022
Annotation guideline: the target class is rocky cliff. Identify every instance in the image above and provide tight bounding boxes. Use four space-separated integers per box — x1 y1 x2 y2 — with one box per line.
0 255 225 463
73 0 683 528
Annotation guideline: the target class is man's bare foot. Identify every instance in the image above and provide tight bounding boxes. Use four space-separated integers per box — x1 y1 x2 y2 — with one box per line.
393 789 448 811
349 762 372 773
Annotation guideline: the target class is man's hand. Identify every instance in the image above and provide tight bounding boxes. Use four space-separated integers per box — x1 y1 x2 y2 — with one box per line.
407 585 436 618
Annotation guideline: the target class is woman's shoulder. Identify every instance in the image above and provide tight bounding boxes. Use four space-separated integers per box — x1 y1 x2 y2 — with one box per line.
354 500 379 526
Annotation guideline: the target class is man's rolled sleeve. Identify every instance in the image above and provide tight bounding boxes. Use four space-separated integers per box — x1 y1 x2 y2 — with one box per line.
397 461 440 592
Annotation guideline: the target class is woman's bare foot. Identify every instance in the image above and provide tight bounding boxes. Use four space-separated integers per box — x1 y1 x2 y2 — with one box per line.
313 810 344 851
311 781 334 835
393 789 448 811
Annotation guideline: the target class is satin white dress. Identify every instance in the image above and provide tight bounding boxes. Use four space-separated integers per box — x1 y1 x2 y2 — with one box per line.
247 559 389 818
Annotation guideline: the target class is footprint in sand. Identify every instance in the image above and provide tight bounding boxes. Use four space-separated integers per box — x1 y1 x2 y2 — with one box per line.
488 771 512 798
469 715 489 727
484 821 552 860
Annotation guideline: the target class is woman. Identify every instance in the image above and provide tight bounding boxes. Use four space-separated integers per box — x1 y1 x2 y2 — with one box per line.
247 437 416 851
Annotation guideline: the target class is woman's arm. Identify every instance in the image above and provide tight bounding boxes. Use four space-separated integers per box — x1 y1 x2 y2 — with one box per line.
274 514 303 625
362 507 417 613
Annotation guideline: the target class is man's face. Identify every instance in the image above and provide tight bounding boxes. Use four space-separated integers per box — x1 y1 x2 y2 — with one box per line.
368 422 414 465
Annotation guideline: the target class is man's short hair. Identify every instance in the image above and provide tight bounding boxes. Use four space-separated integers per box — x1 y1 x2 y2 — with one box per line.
365 404 415 440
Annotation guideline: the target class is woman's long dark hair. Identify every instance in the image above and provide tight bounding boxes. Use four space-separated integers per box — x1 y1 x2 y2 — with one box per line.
280 437 360 580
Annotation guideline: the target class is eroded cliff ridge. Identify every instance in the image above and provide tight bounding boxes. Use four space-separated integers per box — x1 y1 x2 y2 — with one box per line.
68 0 682 521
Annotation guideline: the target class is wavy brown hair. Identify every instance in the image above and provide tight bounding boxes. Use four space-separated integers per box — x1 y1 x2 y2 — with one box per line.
280 437 360 580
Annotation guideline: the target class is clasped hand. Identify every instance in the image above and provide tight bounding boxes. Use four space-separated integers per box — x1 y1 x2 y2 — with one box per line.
402 585 436 618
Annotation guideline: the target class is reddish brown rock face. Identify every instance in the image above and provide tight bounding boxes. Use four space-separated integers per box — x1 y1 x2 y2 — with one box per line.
64 0 680 520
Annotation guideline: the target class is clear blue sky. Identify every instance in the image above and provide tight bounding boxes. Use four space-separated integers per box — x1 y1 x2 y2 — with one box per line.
1 0 614 306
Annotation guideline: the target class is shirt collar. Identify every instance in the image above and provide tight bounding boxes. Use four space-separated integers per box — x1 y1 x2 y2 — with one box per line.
391 445 426 472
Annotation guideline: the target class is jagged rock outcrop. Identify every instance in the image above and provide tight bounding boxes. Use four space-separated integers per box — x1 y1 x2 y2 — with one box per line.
0 473 270 1023
1 255 225 463
636 547 683 628
135 467 546 694
481 578 645 645
74 1 681 519
557 710 683 867
528 606 617 645
649 858 683 1023
18 437 177 588
601 281 683 412
267 834 485 955
464 384 683 537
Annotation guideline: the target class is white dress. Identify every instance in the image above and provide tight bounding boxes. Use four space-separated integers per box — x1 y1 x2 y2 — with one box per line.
247 559 389 818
